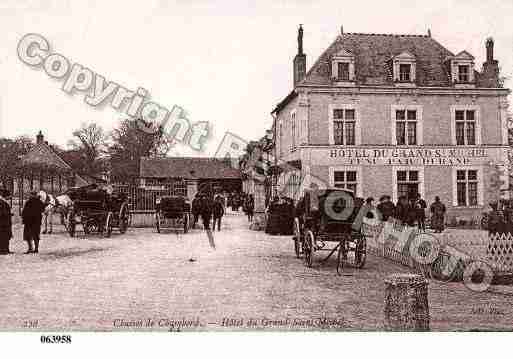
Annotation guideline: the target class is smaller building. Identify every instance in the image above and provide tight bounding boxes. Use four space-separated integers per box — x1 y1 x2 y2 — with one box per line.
139 157 242 200
13 131 91 196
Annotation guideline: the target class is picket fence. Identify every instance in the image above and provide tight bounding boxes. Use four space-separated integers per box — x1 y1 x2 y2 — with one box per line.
362 219 513 280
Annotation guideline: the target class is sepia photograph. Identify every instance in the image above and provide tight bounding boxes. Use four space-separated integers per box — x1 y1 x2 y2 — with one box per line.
1 0 513 354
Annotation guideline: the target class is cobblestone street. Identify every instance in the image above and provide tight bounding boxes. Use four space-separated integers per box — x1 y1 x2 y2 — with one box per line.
1 212 513 331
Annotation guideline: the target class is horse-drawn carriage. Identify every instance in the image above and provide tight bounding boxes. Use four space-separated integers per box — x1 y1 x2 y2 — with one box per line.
66 185 130 237
293 188 367 274
155 195 190 233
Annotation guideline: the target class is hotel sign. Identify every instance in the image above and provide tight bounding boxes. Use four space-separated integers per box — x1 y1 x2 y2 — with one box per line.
319 147 493 166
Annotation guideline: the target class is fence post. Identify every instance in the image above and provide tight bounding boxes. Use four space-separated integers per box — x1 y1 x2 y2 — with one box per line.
384 273 430 331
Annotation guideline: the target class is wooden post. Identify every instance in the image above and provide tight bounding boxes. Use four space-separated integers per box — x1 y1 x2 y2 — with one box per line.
384 273 430 331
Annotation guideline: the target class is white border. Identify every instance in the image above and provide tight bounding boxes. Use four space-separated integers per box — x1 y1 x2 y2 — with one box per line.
451 166 484 207
328 166 363 198
390 104 423 146
391 165 425 203
450 105 481 146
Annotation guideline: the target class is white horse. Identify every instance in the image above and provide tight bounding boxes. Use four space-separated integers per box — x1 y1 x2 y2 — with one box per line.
37 190 74 234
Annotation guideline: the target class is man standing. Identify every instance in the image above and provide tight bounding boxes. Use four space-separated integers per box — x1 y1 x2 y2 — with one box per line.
395 196 411 226
22 191 45 254
191 195 201 229
414 193 428 232
377 195 395 221
212 195 225 231
0 188 13 255
200 195 213 230
430 196 446 233
245 194 255 222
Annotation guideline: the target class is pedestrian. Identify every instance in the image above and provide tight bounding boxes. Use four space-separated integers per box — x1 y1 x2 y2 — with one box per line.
430 196 446 233
0 188 13 255
414 193 427 232
395 196 411 226
245 194 255 222
212 195 225 231
231 192 238 212
406 197 417 227
200 195 213 230
377 195 395 222
22 191 46 254
191 194 201 229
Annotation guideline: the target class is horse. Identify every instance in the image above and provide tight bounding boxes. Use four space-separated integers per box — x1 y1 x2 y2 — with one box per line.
37 190 74 234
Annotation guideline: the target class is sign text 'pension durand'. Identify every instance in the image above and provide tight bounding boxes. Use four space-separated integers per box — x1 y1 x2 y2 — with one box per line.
328 148 488 166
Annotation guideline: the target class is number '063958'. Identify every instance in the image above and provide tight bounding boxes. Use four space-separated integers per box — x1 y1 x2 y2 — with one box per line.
40 335 72 344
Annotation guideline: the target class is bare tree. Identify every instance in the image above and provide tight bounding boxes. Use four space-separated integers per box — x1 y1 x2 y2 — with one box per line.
68 122 108 176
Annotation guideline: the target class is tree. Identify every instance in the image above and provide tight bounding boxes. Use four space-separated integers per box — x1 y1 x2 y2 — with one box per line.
68 122 108 176
108 118 169 183
0 135 34 189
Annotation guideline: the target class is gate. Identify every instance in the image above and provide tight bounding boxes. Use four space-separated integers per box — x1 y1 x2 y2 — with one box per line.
113 182 187 227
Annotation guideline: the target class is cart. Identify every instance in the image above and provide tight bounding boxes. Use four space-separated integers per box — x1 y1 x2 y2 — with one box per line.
293 188 367 274
66 186 129 237
155 195 190 233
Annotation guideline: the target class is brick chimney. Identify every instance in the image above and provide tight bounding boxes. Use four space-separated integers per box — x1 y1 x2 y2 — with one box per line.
36 130 44 145
293 24 307 86
481 37 500 87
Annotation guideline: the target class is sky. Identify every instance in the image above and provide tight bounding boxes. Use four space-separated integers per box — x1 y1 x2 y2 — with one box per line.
1 0 512 156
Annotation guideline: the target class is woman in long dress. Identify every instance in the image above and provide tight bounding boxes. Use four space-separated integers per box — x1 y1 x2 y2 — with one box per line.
430 196 446 233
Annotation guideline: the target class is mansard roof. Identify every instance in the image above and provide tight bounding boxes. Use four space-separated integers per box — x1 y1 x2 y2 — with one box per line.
301 32 454 87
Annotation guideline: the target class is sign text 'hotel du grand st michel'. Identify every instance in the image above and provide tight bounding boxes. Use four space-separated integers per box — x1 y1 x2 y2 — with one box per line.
320 147 492 166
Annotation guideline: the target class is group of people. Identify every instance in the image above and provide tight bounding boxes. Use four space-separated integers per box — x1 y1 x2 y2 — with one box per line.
227 191 255 222
365 193 447 233
191 194 226 231
190 191 256 230
0 189 48 255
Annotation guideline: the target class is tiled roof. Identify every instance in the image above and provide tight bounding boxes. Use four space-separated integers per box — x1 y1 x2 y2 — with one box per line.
140 157 241 179
301 32 455 87
21 143 73 171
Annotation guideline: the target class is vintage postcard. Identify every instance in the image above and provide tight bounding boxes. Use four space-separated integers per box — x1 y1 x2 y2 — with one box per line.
1 0 513 353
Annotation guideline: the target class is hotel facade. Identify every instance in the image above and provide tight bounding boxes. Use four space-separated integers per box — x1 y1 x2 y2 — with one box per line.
272 26 510 221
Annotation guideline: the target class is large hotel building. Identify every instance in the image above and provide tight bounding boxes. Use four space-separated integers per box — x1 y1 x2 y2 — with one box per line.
272 26 510 221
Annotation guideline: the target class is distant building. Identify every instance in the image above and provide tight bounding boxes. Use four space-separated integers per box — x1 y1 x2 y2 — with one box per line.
139 157 242 199
272 26 510 221
13 131 92 196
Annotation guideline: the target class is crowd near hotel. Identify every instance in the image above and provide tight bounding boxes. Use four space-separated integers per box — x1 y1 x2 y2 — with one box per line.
272 25 511 224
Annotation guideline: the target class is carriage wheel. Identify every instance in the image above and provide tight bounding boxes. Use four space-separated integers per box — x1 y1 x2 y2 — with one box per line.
67 212 75 237
183 213 189 233
337 239 346 275
304 230 315 268
354 235 367 269
104 212 113 238
293 218 302 258
156 212 161 233
119 204 129 234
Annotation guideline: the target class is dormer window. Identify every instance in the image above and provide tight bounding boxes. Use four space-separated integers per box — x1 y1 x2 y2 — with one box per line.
331 48 355 86
392 51 416 87
337 62 350 81
458 65 470 83
448 51 475 87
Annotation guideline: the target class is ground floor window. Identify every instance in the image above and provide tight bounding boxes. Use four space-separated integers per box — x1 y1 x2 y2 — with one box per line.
456 169 478 206
333 170 357 193
397 170 419 200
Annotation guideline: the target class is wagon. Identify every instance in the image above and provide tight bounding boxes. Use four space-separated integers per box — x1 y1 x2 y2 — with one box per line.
292 188 367 274
66 186 130 237
155 195 190 233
